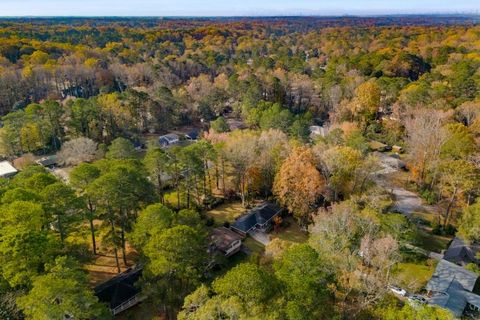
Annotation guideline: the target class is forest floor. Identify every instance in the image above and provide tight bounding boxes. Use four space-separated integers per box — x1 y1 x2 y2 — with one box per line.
70 221 139 286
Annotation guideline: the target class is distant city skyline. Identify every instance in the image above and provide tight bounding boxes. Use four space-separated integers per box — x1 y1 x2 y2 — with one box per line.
1 0 479 17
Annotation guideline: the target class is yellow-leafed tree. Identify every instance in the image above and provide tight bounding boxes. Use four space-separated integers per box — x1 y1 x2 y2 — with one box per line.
274 147 325 227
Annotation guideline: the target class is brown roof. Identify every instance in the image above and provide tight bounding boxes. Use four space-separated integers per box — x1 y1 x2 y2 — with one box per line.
211 227 243 252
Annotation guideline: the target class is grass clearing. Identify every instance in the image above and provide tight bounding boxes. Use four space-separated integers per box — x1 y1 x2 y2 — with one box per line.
415 229 450 253
393 259 437 293
270 217 308 243
67 221 139 286
244 237 265 256
163 189 188 209
206 201 245 226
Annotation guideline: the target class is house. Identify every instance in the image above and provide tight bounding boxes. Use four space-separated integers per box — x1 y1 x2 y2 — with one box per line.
132 140 145 151
426 259 480 317
309 125 329 138
36 155 58 168
209 227 243 257
158 133 180 148
368 140 392 152
443 237 479 266
94 267 145 316
0 161 18 178
231 202 282 236
185 130 200 141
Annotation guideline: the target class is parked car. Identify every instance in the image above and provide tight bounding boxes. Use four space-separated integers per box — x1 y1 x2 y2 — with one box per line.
408 294 427 305
389 286 407 297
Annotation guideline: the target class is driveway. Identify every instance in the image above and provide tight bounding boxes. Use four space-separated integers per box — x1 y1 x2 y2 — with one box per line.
376 179 432 217
374 153 433 217
249 230 270 245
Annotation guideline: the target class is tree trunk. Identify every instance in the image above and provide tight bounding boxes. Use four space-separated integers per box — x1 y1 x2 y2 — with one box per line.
89 218 97 255
57 215 65 246
444 187 457 228
240 174 246 207
175 162 180 210
87 199 97 255
204 159 211 196
121 225 128 266
111 220 121 273
186 179 191 209
157 173 164 204
221 158 226 195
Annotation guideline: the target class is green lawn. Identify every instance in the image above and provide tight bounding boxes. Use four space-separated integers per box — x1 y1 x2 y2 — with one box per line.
206 201 245 226
393 259 437 293
415 229 451 253
163 189 188 209
270 217 308 243
244 237 265 256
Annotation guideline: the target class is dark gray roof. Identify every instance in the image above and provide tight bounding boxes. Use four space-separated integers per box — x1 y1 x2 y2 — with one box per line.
159 134 180 145
95 268 142 309
231 202 281 233
443 237 478 266
426 259 480 317
36 155 58 167
185 130 199 140
427 259 478 293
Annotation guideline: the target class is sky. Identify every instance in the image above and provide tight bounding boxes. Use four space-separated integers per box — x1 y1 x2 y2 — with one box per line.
0 0 479 17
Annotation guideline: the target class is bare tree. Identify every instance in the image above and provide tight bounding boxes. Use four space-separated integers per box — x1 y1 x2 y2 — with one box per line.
57 137 98 166
404 108 450 185
223 130 259 207
309 203 400 317
457 100 480 127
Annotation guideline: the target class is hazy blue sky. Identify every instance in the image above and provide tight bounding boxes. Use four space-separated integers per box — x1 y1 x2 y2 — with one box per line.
1 0 479 16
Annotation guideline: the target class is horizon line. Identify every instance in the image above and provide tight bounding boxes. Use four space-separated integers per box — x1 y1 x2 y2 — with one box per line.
0 12 479 19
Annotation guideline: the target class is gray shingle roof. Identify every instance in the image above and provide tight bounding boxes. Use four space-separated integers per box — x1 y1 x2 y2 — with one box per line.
443 237 478 266
159 134 180 146
95 268 142 309
231 202 281 234
426 259 480 317
427 259 478 293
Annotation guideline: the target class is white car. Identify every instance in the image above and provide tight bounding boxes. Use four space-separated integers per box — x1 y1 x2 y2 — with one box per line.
408 294 427 305
389 286 407 297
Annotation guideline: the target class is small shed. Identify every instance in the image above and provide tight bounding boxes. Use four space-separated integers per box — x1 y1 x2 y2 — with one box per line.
443 237 479 266
36 155 58 167
309 125 329 138
210 227 243 257
159 134 180 148
0 161 18 178
185 130 199 141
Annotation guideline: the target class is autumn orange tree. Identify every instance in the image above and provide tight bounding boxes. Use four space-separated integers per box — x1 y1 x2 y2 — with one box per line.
273 146 326 227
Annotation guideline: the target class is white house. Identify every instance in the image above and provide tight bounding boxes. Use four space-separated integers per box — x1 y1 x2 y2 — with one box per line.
158 134 180 148
0 161 18 178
